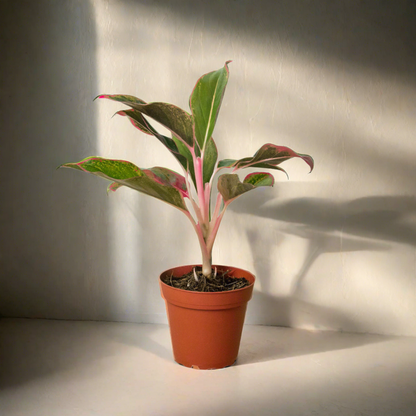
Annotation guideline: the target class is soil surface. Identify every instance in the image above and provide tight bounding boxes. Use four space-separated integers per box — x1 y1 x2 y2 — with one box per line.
161 267 250 292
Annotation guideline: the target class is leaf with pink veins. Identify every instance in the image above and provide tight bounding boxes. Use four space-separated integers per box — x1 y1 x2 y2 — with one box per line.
217 172 274 204
217 143 314 174
60 157 189 211
143 167 189 198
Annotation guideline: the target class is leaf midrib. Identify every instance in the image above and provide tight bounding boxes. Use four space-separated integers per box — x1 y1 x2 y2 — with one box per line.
203 78 220 150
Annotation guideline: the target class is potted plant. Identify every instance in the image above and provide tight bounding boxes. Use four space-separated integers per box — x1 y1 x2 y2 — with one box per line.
60 61 313 369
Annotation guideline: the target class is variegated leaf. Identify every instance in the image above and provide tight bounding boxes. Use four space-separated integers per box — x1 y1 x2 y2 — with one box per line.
116 109 188 171
202 137 218 184
95 94 146 109
98 95 194 148
60 157 188 211
217 172 274 203
218 143 314 174
190 61 230 151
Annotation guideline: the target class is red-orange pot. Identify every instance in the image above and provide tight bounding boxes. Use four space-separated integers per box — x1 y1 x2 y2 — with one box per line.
160 264 255 370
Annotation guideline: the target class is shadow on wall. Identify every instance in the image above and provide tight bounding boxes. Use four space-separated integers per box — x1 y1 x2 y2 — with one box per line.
111 0 416 334
0 1 114 320
231 193 416 332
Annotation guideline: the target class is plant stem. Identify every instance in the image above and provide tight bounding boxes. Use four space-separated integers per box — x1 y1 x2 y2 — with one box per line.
194 157 208 223
187 148 218 277
184 210 212 276
201 252 212 277
206 205 226 256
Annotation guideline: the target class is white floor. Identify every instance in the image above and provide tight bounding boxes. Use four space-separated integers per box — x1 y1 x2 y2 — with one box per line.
1 319 416 416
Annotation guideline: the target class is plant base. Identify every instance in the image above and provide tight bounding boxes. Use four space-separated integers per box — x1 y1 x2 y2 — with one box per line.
160 266 250 292
160 264 255 370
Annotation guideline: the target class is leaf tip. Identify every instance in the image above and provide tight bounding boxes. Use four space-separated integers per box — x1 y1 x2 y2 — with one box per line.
57 163 70 170
112 110 126 119
94 94 106 101
308 158 315 173
224 60 232 74
301 154 314 173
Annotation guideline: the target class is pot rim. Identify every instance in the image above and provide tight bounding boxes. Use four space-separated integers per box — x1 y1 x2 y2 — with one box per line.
159 264 255 295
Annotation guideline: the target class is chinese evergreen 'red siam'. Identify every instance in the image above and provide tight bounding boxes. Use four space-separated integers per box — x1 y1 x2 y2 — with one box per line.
60 61 314 279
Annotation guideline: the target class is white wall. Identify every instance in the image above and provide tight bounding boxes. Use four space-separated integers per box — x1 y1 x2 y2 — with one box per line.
1 0 416 336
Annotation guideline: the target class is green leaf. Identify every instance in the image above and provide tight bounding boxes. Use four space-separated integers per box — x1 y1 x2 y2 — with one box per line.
98 95 194 148
116 109 188 171
137 102 194 148
172 134 196 186
107 182 123 193
217 157 288 177
202 137 218 184
95 94 146 109
242 162 289 178
144 166 188 197
121 175 188 211
189 61 230 150
116 109 159 136
60 157 189 211
217 159 237 169
61 157 142 179
220 143 314 173
217 172 274 203
244 172 275 187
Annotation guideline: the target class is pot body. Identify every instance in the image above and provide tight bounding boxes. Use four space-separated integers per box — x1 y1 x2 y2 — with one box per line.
160 264 255 370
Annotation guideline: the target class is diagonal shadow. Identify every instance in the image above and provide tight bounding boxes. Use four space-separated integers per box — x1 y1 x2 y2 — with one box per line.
232 193 416 261
229 194 416 338
239 194 416 247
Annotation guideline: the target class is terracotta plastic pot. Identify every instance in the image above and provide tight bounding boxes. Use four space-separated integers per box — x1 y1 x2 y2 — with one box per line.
160 264 255 370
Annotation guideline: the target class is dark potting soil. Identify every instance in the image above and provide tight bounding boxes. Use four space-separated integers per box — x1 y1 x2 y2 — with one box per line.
161 267 250 292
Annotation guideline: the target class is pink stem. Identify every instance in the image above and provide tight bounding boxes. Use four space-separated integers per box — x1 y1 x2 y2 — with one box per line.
204 183 211 220
206 208 226 255
184 210 211 268
211 193 223 227
180 157 205 227
194 157 207 222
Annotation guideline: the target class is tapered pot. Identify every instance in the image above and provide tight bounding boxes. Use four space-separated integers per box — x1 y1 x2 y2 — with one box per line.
160 264 255 370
